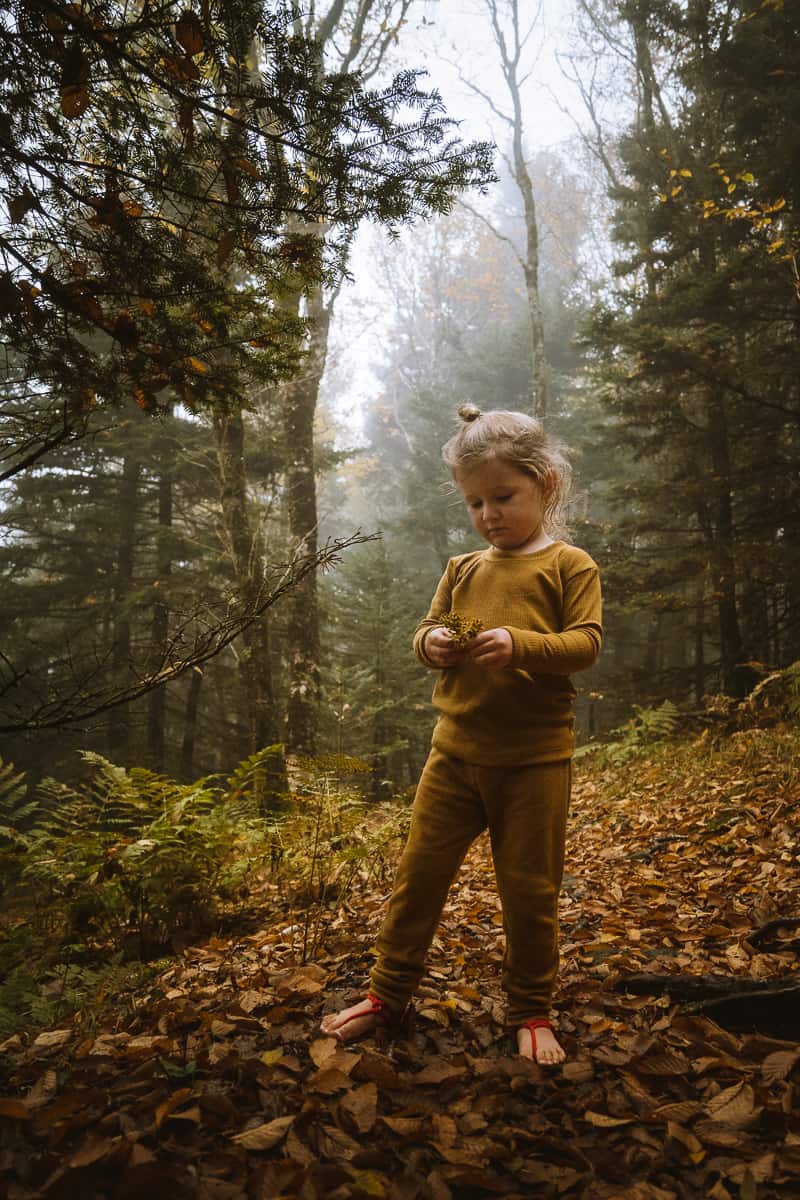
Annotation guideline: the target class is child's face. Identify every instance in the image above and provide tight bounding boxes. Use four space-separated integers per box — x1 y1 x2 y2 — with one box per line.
456 457 550 554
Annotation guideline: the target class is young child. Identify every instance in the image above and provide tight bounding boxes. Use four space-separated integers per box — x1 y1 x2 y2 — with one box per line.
321 405 602 1065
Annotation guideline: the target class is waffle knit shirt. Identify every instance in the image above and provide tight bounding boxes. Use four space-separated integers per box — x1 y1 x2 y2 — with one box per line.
413 540 602 765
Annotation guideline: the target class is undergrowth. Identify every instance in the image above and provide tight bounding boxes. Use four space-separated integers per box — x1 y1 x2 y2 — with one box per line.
576 660 800 767
0 747 410 1039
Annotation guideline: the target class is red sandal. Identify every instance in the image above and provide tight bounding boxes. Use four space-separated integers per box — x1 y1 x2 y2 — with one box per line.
518 1017 565 1065
321 993 391 1042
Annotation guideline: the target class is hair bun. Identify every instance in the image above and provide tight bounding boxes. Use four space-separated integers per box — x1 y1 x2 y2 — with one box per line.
458 403 482 424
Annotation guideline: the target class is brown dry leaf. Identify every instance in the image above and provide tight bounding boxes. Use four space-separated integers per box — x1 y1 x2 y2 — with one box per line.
666 1121 705 1162
724 1152 775 1184
694 1119 747 1149
583 1110 637 1128
128 1143 157 1167
339 1081 377 1134
380 1116 427 1138
238 990 272 1013
68 1136 116 1168
415 1060 467 1085
0 1098 31 1120
230 1114 294 1150
634 1047 691 1075
24 1070 57 1110
166 1105 202 1124
309 1037 338 1068
704 1081 758 1128
562 1060 594 1084
155 1087 194 1128
652 1099 704 1122
354 1049 404 1089
307 1066 353 1093
761 1049 800 1082
87 1032 130 1055
125 1035 172 1054
318 1048 360 1075
210 1019 236 1037
32 1028 72 1049
436 1142 484 1167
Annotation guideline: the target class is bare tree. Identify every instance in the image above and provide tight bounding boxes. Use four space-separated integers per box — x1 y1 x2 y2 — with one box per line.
458 0 549 418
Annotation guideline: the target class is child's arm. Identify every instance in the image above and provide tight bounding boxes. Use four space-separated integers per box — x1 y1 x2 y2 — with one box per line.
469 566 602 673
412 563 465 668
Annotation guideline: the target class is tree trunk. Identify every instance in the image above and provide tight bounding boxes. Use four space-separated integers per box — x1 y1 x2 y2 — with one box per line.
213 408 279 754
487 0 548 418
180 666 203 781
108 451 141 763
147 417 175 772
706 394 747 696
694 570 706 704
283 284 332 755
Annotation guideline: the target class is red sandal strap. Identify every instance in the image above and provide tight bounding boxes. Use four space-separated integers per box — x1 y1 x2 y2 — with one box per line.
334 993 389 1032
521 1018 553 1032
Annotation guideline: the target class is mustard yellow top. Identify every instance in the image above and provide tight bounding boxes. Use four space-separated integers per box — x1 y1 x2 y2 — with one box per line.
413 541 602 765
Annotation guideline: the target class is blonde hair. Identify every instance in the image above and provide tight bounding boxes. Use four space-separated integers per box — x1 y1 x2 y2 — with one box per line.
442 404 572 538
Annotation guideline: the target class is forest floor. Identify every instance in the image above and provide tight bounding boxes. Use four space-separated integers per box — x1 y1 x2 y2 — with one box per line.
1 724 799 1200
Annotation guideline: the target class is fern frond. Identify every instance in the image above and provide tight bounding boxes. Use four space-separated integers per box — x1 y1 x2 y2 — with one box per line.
226 743 286 816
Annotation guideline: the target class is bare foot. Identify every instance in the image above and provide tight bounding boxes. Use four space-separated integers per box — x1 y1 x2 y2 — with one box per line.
517 1021 566 1066
320 996 386 1043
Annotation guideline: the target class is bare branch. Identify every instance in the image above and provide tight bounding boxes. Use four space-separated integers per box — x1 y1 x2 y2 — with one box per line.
0 531 380 733
456 197 525 270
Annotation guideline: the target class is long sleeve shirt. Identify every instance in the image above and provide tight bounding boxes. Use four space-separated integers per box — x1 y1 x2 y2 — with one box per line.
413 540 602 765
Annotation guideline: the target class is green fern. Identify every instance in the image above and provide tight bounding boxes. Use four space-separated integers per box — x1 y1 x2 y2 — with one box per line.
579 700 681 766
225 743 286 816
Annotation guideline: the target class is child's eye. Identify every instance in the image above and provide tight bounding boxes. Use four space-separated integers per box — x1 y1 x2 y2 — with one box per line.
496 494 512 502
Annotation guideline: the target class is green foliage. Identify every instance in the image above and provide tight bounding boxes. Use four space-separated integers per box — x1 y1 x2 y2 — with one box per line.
271 755 411 963
0 0 493 464
0 745 413 1034
0 936 160 1040
3 752 274 963
577 700 681 766
0 756 35 896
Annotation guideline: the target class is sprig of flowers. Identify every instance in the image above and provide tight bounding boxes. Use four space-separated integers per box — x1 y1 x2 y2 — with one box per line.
441 611 483 647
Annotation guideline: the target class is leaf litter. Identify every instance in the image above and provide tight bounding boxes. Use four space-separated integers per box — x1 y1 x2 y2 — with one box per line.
0 725 798 1198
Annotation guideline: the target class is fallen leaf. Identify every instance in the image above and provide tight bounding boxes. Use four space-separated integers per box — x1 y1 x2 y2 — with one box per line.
0 1098 31 1120
307 1066 353 1093
69 1136 115 1168
339 1081 377 1133
24 1070 57 1110
32 1028 72 1049
583 1110 636 1127
704 1081 758 1129
415 1061 467 1085
230 1114 294 1150
155 1087 193 1128
761 1049 800 1083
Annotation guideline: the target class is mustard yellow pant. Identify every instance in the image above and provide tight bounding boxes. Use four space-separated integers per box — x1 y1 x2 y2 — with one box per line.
370 746 571 1026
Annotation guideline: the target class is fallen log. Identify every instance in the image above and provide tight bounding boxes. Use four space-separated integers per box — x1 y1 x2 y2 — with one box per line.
613 971 800 1040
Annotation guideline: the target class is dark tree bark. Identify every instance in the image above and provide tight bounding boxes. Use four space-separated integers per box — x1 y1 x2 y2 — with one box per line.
706 394 749 696
180 666 204 781
108 451 141 763
147 418 175 772
283 286 332 755
213 408 279 755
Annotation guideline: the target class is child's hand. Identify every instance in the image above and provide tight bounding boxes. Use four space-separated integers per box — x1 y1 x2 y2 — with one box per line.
467 627 513 668
425 626 466 667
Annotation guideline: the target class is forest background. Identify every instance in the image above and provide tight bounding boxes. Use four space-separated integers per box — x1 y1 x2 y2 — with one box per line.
1 0 798 798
